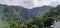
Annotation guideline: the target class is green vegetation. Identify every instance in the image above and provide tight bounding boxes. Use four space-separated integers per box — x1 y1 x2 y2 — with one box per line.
0 5 60 28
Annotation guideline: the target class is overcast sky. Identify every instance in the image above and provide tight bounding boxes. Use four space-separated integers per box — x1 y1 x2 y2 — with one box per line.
0 0 60 9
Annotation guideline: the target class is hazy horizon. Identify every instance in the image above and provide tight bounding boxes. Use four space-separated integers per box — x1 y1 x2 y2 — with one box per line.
0 0 60 9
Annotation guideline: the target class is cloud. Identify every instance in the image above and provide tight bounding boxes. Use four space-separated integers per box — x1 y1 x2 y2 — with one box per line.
49 0 60 7
0 0 60 9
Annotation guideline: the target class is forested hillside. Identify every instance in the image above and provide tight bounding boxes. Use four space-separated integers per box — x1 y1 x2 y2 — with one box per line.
0 4 11 28
0 4 60 28
0 4 51 19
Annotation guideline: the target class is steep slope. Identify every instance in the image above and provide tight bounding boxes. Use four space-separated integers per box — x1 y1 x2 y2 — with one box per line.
0 4 52 19
30 6 52 18
13 6 52 19
0 5 10 28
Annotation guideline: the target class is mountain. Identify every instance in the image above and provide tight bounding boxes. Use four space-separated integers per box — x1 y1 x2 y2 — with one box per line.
0 4 52 19
30 6 52 18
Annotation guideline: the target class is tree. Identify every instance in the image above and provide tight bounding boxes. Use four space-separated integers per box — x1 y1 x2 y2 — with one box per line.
31 24 38 28
43 5 60 27
2 7 22 28
32 15 44 28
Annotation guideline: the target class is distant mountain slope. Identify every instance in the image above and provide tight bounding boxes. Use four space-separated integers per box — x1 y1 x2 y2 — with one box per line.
30 6 52 18
0 4 52 19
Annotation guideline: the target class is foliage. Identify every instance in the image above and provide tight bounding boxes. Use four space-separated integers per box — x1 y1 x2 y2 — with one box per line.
31 24 38 28
0 4 60 28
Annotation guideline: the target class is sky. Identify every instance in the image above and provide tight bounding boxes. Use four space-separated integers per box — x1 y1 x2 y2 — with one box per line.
0 0 60 9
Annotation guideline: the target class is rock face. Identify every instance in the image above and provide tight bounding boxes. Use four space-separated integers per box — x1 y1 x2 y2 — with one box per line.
0 4 52 19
